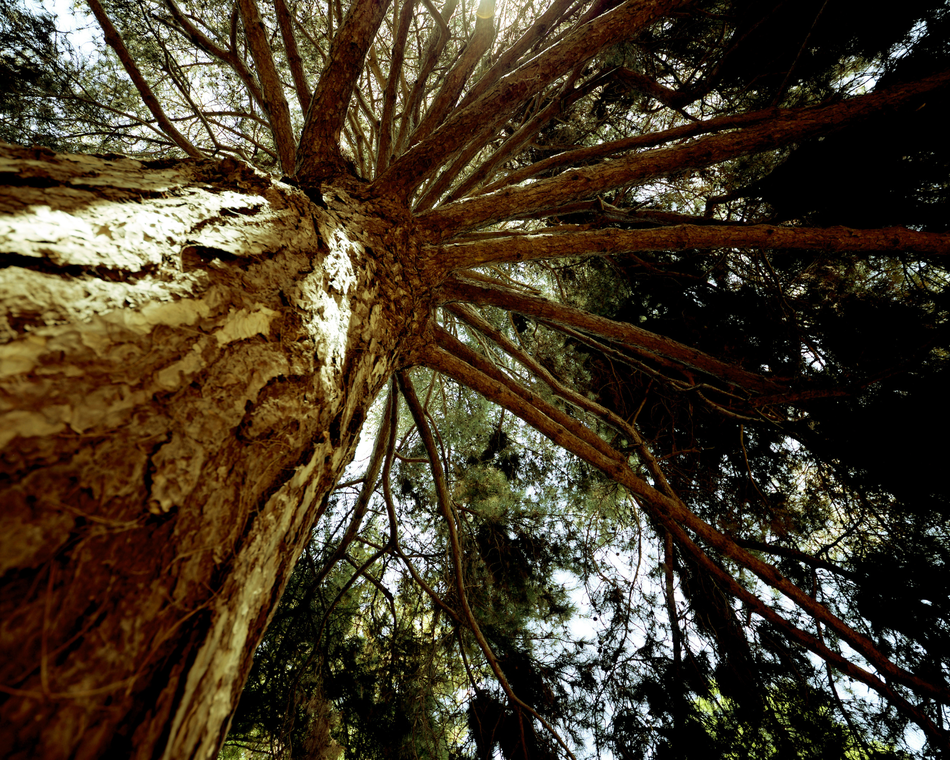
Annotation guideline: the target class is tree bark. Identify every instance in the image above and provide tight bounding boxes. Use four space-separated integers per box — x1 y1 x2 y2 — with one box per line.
0 143 431 759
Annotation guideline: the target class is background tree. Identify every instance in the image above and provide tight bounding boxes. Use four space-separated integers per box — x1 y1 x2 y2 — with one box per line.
1 0 949 758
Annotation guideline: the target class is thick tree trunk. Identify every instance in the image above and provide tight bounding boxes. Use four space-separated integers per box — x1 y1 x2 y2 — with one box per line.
0 144 429 759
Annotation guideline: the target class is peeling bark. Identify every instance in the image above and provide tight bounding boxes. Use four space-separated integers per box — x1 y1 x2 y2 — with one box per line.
0 143 432 759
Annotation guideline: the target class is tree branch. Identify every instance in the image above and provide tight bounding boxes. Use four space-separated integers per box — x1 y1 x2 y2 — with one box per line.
438 276 783 394
436 67 607 205
161 0 267 119
273 0 312 112
374 0 692 200
421 70 950 234
433 224 950 270
375 0 417 174
236 0 297 173
423 342 950 750
394 0 459 157
85 0 204 159
397 369 578 760
296 0 392 185
411 0 497 147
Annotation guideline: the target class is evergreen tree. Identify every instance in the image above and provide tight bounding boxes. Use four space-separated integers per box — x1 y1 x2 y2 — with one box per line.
0 1 948 758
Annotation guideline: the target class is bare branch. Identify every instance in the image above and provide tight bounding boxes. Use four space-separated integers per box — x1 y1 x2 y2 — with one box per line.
437 67 607 204
161 0 267 115
480 105 783 194
421 345 950 724
85 0 204 158
394 0 459 157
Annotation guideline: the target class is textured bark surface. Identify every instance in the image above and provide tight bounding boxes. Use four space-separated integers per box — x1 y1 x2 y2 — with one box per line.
0 143 430 759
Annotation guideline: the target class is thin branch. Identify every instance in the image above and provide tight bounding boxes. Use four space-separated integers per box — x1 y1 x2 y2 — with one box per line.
85 0 204 158
161 0 267 114
309 388 394 593
394 0 459 156
397 369 578 760
425 348 950 745
420 344 950 710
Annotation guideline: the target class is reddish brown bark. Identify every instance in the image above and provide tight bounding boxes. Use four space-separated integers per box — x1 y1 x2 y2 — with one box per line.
434 223 950 269
273 0 313 112
237 0 297 172
375 0 417 173
296 0 392 184
411 0 496 146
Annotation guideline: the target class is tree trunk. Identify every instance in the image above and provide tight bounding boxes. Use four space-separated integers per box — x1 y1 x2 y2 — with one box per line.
0 143 430 759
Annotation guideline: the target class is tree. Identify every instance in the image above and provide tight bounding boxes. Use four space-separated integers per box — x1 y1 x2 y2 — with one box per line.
1 0 949 758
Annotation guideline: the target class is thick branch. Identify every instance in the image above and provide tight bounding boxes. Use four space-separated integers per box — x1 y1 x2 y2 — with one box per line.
237 0 297 172
296 0 392 185
421 70 950 235
438 69 606 205
457 0 577 106
479 105 782 194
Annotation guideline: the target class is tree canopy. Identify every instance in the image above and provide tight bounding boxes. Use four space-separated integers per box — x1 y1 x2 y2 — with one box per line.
3 0 950 758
